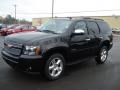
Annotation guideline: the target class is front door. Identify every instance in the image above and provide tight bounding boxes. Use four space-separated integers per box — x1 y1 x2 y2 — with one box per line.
70 21 91 62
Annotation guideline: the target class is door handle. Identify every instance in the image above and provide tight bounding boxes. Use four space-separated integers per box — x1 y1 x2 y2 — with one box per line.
85 38 91 41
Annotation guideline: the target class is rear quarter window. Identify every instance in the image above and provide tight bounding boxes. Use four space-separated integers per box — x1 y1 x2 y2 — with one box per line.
97 21 112 34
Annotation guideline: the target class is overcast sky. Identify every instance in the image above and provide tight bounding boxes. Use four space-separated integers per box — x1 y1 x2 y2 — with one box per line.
0 0 120 21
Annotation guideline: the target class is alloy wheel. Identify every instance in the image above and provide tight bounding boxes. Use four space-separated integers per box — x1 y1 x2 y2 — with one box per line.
48 58 63 77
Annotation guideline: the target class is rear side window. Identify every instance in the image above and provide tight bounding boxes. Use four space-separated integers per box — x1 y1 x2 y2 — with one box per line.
97 22 112 34
87 21 100 35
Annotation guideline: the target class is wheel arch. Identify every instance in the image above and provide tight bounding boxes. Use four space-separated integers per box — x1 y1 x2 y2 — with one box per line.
42 47 69 62
100 40 110 50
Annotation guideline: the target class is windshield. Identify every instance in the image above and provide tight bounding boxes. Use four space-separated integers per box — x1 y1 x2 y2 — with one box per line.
37 19 72 34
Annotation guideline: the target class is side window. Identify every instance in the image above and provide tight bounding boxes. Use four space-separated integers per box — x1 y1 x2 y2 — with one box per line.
74 21 87 33
97 22 112 34
22 25 29 30
87 22 100 35
29 26 35 29
28 26 32 29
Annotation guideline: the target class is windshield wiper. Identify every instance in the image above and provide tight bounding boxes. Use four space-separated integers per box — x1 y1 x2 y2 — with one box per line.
40 30 57 34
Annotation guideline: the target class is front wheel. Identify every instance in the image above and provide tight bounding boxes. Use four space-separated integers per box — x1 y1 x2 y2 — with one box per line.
96 46 108 64
44 54 65 80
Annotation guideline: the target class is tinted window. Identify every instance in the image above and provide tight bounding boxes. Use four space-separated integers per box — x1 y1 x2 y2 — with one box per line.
87 21 99 35
97 22 112 34
75 21 87 33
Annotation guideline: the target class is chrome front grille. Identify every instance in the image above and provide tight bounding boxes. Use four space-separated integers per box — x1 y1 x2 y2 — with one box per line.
4 42 23 56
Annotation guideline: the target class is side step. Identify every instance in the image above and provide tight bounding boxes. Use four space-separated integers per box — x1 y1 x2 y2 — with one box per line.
67 57 95 66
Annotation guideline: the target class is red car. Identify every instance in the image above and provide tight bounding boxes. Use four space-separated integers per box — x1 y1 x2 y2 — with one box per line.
2 24 36 35
0 24 18 36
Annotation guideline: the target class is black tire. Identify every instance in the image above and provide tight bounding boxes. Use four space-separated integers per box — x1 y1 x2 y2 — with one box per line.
96 46 108 64
44 53 65 80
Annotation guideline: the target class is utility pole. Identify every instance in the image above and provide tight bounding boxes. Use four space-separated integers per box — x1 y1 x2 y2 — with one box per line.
52 0 54 18
14 4 16 24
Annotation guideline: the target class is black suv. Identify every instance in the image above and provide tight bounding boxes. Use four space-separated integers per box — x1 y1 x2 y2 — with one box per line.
1 18 113 80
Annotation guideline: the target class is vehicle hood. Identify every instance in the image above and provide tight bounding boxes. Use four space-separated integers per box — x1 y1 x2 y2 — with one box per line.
5 31 59 45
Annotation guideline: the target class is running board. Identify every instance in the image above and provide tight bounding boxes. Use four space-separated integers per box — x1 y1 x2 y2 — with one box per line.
67 56 95 66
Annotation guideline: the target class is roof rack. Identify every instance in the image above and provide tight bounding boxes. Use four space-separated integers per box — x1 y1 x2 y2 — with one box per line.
93 18 104 21
53 17 73 20
53 17 104 21
83 17 104 21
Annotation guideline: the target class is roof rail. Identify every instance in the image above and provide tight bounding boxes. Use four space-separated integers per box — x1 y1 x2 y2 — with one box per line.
83 17 92 19
83 17 104 21
53 17 104 21
53 17 73 20
93 18 104 21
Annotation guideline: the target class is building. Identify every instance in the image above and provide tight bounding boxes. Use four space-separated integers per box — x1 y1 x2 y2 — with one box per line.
32 17 50 26
32 16 120 29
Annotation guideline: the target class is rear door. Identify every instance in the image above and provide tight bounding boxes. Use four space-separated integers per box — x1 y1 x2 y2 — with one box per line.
86 21 101 56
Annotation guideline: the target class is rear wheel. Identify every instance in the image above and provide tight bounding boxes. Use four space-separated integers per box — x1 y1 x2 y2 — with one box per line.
44 53 65 80
96 46 108 64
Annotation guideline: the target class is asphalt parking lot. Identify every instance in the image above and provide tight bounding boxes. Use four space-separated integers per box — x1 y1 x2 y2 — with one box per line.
0 35 120 90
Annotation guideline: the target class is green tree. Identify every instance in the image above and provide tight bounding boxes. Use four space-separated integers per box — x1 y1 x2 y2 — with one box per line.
4 15 15 24
0 15 31 24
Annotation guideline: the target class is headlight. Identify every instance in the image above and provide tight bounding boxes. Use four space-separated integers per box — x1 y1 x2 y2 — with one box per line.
23 46 41 56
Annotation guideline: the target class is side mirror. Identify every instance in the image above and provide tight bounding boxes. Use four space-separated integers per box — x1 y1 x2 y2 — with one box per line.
74 29 85 35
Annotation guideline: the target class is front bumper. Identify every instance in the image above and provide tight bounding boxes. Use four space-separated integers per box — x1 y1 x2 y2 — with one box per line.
1 50 45 72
